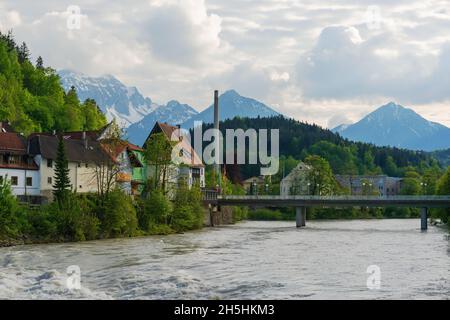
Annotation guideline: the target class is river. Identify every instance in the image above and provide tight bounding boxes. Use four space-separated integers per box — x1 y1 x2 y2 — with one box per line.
0 219 449 299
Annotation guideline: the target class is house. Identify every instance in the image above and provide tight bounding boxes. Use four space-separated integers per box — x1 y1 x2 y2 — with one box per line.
0 131 40 197
28 134 111 199
242 176 267 195
143 122 205 190
280 162 312 196
335 175 403 196
101 139 146 195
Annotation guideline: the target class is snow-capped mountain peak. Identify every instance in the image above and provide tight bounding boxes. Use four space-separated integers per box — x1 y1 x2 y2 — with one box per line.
58 70 158 127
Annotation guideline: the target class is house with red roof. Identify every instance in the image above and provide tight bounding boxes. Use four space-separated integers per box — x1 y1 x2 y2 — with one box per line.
143 122 205 192
0 129 40 196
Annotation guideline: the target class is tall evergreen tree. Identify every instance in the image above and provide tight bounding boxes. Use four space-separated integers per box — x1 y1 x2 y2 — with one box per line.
17 42 30 63
36 56 44 69
53 135 71 206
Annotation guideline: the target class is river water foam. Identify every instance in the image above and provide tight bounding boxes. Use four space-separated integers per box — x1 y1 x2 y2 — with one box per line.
0 219 449 299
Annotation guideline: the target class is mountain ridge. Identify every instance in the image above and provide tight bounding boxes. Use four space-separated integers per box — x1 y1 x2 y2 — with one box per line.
332 102 450 151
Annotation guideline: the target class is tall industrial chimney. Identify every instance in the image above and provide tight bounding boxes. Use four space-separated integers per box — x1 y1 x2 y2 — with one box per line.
213 90 221 191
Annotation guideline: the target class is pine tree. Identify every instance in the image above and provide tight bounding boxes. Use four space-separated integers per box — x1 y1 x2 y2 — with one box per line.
17 42 30 63
53 135 71 206
36 56 44 69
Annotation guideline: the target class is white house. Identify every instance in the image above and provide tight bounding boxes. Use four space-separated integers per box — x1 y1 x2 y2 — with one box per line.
28 134 111 200
0 131 40 196
280 162 312 196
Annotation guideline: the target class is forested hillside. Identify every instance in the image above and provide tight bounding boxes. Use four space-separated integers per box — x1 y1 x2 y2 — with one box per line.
199 116 442 181
0 31 106 134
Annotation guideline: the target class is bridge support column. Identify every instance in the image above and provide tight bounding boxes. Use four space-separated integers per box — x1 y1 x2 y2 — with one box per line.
296 207 306 228
421 207 428 231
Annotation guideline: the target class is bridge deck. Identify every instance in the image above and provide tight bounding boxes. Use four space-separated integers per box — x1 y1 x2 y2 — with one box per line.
207 195 450 208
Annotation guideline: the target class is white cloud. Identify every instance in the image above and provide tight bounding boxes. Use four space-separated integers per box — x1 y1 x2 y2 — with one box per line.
1 0 449 127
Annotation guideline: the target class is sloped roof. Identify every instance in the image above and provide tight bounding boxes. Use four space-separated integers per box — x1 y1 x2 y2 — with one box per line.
281 162 312 183
145 122 204 167
28 135 110 164
0 133 27 154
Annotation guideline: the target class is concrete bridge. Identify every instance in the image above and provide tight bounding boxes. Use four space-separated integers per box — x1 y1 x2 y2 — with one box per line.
202 192 450 231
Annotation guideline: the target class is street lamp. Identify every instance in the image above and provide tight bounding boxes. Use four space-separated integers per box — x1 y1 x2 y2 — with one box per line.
420 182 428 194
265 183 269 194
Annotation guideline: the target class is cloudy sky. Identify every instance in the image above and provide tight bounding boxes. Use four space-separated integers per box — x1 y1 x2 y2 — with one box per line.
1 0 450 128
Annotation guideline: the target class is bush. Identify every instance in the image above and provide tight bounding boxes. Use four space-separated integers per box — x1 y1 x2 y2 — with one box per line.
98 189 138 238
248 208 283 220
138 188 172 231
50 193 100 241
171 182 204 232
26 208 58 241
232 206 248 222
0 180 25 239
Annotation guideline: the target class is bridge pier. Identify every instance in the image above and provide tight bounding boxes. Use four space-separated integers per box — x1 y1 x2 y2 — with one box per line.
421 207 428 231
296 207 306 228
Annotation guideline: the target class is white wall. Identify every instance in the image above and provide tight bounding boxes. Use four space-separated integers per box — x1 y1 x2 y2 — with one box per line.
36 155 101 197
0 168 40 196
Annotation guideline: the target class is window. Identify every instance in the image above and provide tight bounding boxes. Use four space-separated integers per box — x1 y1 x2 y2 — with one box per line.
26 177 32 187
47 159 53 168
78 163 82 168
48 177 52 185
11 176 18 186
85 163 89 168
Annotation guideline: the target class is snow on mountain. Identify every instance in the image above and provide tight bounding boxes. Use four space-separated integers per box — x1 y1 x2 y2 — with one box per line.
58 70 158 127
126 100 198 146
332 102 450 151
182 90 279 129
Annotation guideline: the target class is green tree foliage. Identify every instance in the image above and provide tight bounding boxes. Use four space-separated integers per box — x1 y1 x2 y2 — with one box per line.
99 189 138 238
0 31 106 135
171 181 204 232
51 193 100 241
138 188 172 231
144 133 175 192
53 136 71 206
197 116 436 181
436 167 450 227
304 155 340 195
400 170 421 195
0 179 24 239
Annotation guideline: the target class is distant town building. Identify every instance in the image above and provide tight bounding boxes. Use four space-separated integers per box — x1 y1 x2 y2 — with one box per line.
144 122 205 190
280 162 312 196
242 176 267 195
335 175 403 196
0 131 40 196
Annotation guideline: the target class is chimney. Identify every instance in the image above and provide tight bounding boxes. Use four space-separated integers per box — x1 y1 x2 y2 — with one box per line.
213 90 221 191
82 131 88 149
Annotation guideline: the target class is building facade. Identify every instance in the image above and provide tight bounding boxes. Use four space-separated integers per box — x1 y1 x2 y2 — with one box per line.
280 162 312 196
335 175 403 196
0 131 40 196
144 122 205 191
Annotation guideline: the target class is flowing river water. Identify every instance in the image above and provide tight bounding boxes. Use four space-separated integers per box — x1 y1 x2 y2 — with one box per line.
0 219 449 300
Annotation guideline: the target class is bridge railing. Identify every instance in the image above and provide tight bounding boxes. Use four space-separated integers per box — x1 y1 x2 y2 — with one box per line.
202 189 218 201
218 195 450 201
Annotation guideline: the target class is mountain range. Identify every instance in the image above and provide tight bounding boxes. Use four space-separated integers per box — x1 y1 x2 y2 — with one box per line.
332 102 450 151
59 70 158 127
59 71 280 146
59 71 450 152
